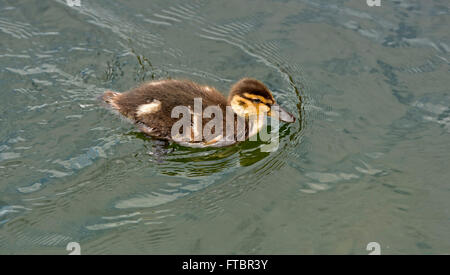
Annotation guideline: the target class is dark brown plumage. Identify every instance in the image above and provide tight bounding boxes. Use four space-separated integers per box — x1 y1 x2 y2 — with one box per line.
101 78 295 146
229 78 275 103
103 80 226 140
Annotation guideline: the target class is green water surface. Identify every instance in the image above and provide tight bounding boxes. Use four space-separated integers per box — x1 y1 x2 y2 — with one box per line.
0 0 449 254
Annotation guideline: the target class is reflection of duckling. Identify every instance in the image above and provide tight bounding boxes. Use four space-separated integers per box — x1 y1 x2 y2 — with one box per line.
101 78 295 147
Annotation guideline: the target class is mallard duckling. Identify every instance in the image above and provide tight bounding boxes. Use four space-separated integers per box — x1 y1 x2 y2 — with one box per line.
101 78 295 147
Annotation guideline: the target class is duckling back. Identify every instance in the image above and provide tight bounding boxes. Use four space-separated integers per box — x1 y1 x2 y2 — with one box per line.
101 79 228 140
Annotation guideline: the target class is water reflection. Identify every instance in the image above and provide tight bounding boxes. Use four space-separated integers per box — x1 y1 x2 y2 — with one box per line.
127 116 300 177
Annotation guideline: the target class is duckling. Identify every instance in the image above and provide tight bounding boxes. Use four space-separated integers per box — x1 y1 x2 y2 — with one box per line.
101 78 295 147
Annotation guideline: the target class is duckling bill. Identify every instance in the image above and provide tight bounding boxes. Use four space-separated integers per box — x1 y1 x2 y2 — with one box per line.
101 78 295 147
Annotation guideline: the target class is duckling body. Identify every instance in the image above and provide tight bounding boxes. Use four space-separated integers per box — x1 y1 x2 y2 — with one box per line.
103 80 227 141
102 78 295 147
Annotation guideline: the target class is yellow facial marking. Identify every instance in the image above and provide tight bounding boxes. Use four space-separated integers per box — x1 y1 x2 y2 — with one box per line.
230 95 252 117
243 93 274 104
257 103 270 114
231 95 271 117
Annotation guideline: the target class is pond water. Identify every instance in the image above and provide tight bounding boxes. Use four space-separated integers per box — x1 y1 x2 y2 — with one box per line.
0 0 449 254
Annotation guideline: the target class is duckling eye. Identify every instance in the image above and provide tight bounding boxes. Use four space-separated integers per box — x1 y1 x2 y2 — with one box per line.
252 99 262 104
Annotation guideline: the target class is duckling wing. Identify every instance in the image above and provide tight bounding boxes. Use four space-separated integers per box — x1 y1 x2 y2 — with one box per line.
102 80 227 141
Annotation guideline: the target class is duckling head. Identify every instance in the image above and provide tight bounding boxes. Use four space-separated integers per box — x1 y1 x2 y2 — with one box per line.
228 78 295 123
